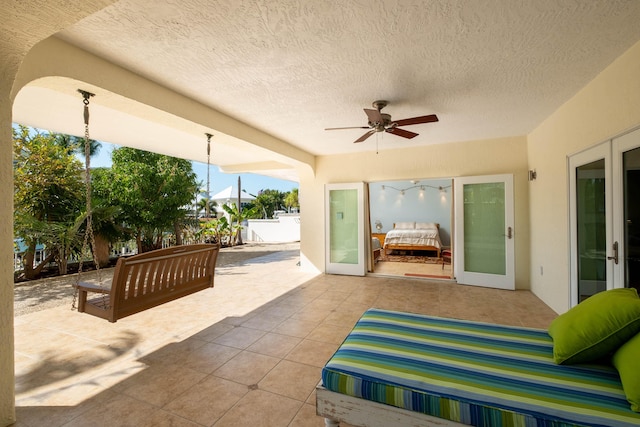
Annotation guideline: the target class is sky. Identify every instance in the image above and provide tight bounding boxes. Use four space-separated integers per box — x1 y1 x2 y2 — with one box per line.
86 141 298 197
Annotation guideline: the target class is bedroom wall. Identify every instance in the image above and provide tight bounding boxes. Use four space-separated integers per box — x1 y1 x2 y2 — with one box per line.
528 39 640 314
369 179 452 246
300 135 530 289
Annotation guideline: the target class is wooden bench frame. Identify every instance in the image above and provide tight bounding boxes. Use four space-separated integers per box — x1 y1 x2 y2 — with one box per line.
76 244 219 323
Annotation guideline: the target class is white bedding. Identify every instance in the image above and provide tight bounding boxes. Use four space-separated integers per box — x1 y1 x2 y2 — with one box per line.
384 228 442 249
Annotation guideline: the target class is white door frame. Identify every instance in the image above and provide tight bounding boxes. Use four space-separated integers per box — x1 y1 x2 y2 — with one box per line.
568 143 613 307
454 174 515 290
325 182 366 276
568 128 640 307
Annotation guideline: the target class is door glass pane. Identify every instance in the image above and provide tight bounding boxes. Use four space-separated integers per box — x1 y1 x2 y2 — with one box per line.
576 159 606 302
329 189 358 264
463 182 505 275
623 148 640 294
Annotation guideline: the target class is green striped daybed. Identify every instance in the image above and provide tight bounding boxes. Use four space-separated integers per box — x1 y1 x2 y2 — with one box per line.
317 309 640 427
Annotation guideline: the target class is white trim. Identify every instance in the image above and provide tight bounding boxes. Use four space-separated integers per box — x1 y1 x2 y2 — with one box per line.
454 174 515 290
325 183 366 276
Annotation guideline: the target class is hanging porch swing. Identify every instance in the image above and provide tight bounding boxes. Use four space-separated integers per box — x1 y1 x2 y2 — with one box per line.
72 90 220 323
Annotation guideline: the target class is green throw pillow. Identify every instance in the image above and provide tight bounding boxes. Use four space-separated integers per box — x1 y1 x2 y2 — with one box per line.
548 288 640 364
613 331 640 412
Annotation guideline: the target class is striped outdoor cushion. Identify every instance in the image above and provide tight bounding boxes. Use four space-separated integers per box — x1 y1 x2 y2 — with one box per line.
322 309 640 427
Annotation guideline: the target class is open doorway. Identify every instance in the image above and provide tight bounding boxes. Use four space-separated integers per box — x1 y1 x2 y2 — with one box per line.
368 178 453 279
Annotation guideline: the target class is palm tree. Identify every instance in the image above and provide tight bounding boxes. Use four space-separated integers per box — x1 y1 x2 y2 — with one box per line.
198 198 217 218
221 203 257 246
54 133 102 157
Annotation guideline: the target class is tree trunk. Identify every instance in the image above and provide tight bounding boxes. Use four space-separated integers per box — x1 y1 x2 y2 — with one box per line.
22 242 55 280
136 233 143 254
22 243 36 279
93 234 111 268
57 254 68 276
174 221 183 245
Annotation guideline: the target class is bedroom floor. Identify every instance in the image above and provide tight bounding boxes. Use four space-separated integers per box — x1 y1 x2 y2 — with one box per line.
13 249 557 427
373 260 453 279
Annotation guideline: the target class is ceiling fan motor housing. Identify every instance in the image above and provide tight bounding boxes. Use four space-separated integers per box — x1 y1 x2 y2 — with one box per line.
369 113 393 131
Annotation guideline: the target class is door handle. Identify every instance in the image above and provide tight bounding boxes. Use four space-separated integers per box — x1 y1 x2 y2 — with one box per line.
505 226 513 239
607 241 619 264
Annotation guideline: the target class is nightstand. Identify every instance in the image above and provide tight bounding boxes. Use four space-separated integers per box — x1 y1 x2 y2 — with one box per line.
371 233 386 247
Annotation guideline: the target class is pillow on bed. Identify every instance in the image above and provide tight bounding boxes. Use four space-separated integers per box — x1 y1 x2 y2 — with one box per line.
613 331 640 412
394 222 415 230
547 288 640 365
415 222 438 230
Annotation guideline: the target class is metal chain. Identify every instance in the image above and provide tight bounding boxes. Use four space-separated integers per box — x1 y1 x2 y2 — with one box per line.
72 91 104 310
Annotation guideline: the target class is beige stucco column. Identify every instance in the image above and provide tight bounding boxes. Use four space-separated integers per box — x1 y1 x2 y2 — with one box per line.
0 52 18 427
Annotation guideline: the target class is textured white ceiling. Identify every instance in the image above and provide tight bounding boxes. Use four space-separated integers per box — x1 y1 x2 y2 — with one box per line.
17 1 640 169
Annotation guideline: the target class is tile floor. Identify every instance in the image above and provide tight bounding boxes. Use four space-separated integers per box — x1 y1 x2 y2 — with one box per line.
373 259 453 278
12 249 558 427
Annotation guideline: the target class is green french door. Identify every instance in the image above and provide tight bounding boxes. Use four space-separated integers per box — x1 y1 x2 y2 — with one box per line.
454 175 515 289
570 128 640 306
325 183 366 275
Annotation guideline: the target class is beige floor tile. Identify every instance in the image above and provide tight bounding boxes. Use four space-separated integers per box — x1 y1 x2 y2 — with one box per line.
214 389 302 427
247 332 302 358
273 318 320 338
212 325 267 349
63 392 200 427
288 403 327 427
289 305 332 323
306 322 354 345
259 360 322 402
213 350 280 385
181 342 242 374
164 376 249 425
118 364 207 407
191 322 235 342
240 312 288 331
285 339 339 368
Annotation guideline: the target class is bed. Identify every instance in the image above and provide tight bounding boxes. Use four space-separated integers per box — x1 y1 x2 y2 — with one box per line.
317 309 640 427
384 221 442 257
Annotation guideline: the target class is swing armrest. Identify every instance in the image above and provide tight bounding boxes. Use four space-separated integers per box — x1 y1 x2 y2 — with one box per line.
75 281 111 294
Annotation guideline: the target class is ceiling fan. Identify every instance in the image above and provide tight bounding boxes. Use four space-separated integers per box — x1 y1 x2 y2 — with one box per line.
325 100 438 143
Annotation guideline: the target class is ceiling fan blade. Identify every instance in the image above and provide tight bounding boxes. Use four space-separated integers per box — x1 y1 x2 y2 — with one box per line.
325 126 370 131
364 108 384 124
354 130 375 143
386 127 418 139
393 114 439 127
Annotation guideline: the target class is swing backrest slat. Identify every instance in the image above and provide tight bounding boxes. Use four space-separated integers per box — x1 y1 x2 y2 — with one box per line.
76 244 219 323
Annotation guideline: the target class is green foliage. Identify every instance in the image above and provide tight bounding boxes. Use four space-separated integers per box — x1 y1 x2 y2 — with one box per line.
13 125 85 223
92 147 198 252
284 188 299 211
197 197 218 218
13 125 85 278
196 217 230 245
249 189 286 219
53 133 102 158
222 203 258 245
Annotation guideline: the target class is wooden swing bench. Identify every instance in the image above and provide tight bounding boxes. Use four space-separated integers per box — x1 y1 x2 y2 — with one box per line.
75 244 219 323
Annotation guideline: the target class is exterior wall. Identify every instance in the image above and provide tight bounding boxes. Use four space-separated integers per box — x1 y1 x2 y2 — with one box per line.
299 136 531 289
246 215 300 242
528 39 640 314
